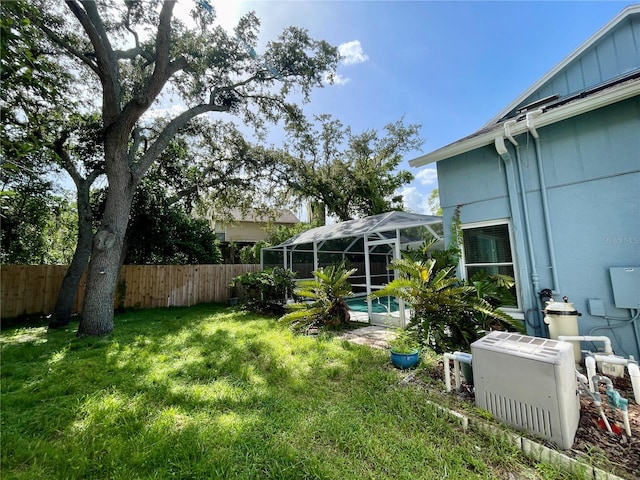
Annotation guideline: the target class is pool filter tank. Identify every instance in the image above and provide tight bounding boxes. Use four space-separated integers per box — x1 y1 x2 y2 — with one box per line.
544 296 582 363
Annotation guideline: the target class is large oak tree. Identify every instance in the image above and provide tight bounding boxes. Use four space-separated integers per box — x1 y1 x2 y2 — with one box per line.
27 0 338 336
281 114 422 222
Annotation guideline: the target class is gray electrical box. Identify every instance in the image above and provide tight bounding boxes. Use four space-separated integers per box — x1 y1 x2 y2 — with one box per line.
587 298 606 317
609 267 640 309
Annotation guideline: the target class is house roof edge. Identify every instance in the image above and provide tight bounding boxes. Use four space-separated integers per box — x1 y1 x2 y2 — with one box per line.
409 78 640 167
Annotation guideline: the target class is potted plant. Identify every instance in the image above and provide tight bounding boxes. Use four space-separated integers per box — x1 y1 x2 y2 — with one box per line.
388 327 421 369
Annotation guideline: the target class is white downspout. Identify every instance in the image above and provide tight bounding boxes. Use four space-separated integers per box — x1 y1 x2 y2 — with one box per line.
495 135 542 336
506 121 540 292
505 120 543 330
526 109 561 293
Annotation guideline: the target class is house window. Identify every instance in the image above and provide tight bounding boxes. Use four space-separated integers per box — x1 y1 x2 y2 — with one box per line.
214 224 226 242
461 222 519 309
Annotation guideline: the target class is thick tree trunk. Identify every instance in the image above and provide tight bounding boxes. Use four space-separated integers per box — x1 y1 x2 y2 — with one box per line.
308 200 326 226
77 147 134 337
49 179 93 328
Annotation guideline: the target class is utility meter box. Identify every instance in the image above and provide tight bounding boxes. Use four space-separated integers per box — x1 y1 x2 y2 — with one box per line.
472 331 580 450
609 267 640 309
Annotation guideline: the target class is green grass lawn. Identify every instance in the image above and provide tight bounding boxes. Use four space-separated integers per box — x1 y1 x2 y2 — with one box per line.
1 304 581 479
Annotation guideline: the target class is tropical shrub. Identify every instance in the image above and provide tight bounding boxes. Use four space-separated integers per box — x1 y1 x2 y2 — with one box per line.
369 258 524 354
232 267 297 314
279 263 356 333
238 240 270 264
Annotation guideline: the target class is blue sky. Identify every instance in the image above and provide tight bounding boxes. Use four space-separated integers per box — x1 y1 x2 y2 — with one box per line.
174 0 633 218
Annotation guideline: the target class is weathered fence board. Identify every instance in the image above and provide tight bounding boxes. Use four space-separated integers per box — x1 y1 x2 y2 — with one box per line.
0 264 259 320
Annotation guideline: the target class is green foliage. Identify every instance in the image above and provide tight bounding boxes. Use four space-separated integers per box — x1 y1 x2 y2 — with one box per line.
1 179 52 264
282 115 422 221
370 258 524 354
427 188 442 216
265 220 323 246
279 263 356 332
0 183 77 264
388 327 421 354
1 1 80 266
238 240 270 265
387 206 523 353
233 268 297 314
93 182 223 265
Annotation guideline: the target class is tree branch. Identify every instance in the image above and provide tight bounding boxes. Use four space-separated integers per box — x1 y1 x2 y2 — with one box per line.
114 47 154 64
132 102 230 181
28 15 100 76
53 130 103 190
128 127 143 165
66 1 121 121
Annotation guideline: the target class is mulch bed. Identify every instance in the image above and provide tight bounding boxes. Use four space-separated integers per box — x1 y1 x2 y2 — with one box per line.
427 360 640 479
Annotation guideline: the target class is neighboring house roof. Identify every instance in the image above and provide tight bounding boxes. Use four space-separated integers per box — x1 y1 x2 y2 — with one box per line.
225 208 300 225
272 211 442 248
410 4 640 168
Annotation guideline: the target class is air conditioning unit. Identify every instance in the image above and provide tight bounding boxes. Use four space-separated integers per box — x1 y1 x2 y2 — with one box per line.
471 331 580 449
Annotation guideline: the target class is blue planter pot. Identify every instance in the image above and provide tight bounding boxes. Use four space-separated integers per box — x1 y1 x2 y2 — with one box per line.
390 349 420 369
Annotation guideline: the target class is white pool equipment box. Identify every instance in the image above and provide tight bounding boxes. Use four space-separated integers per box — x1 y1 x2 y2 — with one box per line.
471 331 580 449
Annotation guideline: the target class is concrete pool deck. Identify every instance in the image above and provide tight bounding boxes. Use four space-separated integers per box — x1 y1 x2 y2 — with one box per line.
336 325 395 350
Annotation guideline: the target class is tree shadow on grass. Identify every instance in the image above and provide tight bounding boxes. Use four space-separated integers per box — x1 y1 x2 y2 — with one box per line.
1 303 397 479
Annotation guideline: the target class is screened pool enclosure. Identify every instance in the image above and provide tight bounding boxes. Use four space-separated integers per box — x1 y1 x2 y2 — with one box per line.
261 211 443 327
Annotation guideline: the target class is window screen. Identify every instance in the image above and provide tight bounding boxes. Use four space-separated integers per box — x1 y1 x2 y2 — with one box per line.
462 223 518 308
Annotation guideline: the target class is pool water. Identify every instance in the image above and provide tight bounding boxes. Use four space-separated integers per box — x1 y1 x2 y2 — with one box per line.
345 296 401 313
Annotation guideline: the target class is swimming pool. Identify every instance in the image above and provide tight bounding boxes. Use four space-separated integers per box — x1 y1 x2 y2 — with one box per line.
345 295 401 313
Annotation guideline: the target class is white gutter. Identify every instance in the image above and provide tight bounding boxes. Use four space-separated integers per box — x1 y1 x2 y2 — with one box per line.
410 79 640 167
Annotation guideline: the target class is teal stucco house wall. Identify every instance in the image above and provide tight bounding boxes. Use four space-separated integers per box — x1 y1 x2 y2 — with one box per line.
410 5 640 359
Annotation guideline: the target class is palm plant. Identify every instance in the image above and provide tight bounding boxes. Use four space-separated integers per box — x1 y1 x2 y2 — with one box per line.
369 257 524 353
279 263 357 333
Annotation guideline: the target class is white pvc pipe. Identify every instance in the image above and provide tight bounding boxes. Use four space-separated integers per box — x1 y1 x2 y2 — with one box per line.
558 335 613 355
592 354 633 366
629 362 640 404
443 352 473 392
599 408 613 434
443 353 457 392
622 410 632 437
585 356 597 393
585 353 640 403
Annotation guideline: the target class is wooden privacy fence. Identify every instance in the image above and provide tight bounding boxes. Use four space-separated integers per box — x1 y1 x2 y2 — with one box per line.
0 264 260 320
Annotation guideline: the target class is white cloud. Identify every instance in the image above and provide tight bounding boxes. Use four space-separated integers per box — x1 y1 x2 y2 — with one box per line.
325 72 350 86
338 40 369 66
397 186 429 214
415 167 438 186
